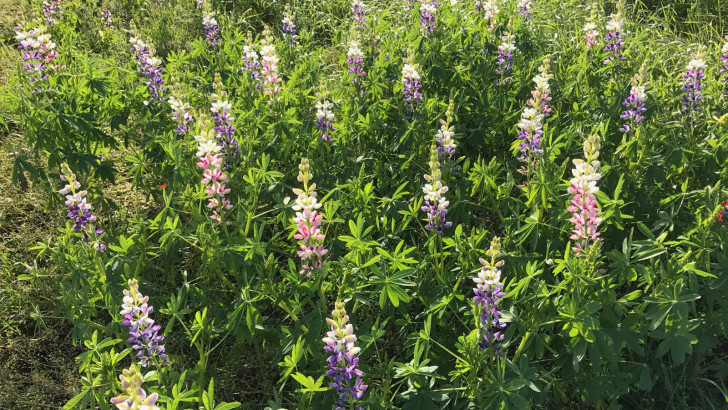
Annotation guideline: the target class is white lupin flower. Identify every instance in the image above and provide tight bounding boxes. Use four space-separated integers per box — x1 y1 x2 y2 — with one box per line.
723 41 728 54
605 13 625 36
686 58 707 72
402 63 421 81
210 100 232 114
347 41 364 59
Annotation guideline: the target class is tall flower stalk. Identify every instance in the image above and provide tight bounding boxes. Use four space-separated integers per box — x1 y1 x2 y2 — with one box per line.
567 134 602 256
101 9 113 28
322 301 367 410
130 36 166 104
15 24 63 88
352 0 366 30
620 60 648 134
516 57 552 176
473 237 506 355
260 26 283 105
168 88 194 135
402 49 422 121
583 7 600 51
194 116 233 225
110 365 160 410
436 101 457 162
120 279 169 367
721 38 728 96
422 144 452 235
292 158 328 277
203 11 221 51
346 31 367 95
59 164 105 251
679 46 707 124
517 0 531 25
211 74 240 168
315 88 336 143
419 0 438 38
281 4 298 47
496 29 516 85
603 1 625 69
242 31 261 86
475 0 499 31
43 0 63 25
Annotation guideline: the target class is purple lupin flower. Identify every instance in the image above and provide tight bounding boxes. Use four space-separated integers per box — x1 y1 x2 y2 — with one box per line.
167 92 194 135
473 237 506 355
402 51 422 121
474 0 499 32
281 4 298 48
720 39 728 96
352 0 366 30
422 145 452 235
203 11 221 51
620 62 649 133
196 0 203 9
603 5 626 69
679 47 707 124
129 36 167 104
59 164 105 251
42 0 62 25
242 31 261 87
101 9 112 28
315 91 336 143
120 279 169 367
210 75 240 169
15 24 64 88
419 0 438 37
517 0 531 24
516 57 552 176
435 101 456 162
346 36 367 95
495 30 516 85
322 301 367 410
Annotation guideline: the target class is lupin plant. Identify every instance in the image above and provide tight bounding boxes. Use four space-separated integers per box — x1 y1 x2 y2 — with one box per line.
603 0 626 69
43 0 62 25
242 31 261 86
567 134 603 256
402 48 423 121
473 237 506 356
583 6 600 51
346 30 367 95
679 46 707 124
495 26 516 85
202 10 221 51
419 0 438 38
436 100 456 162
422 144 452 235
260 26 283 105
281 4 299 47
352 0 366 30
120 279 169 367
515 56 552 176
129 35 166 104
211 74 240 168
194 115 233 225
322 301 367 410
110 365 160 410
721 38 728 95
474 0 499 31
292 158 328 277
59 164 106 251
517 0 531 25
315 87 336 143
167 86 194 135
15 23 64 88
101 9 112 28
620 60 649 134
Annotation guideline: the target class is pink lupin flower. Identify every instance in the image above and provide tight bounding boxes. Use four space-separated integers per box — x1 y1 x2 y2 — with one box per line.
567 134 603 256
291 158 327 277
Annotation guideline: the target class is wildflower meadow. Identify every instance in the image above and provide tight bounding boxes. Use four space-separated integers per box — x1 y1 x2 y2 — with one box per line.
1 0 728 408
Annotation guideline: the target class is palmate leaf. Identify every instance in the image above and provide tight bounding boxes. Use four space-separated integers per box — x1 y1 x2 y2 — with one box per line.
370 266 415 308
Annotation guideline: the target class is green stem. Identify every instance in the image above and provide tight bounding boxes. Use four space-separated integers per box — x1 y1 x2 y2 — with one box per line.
512 331 532 363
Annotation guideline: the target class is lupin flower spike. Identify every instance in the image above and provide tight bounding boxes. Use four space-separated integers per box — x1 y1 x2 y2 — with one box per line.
496 23 516 85
515 56 552 176
322 301 367 410
435 100 456 162
211 74 240 168
421 144 452 235
194 115 233 225
101 9 113 28
242 31 262 86
679 45 707 124
620 59 649 134
567 134 603 255
474 0 499 31
583 6 600 51
473 237 506 355
43 0 63 25
402 47 423 121
120 279 169 367
110 365 160 410
129 35 166 104
352 0 366 30
603 0 626 68
202 10 221 50
419 0 438 38
292 158 328 277
167 84 194 135
15 23 64 90
282 4 299 47
517 0 531 25
346 28 367 95
315 85 336 143
59 164 105 251
260 26 283 105
721 37 728 96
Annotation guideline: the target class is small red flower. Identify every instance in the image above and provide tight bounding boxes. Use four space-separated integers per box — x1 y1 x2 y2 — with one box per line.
161 182 167 190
